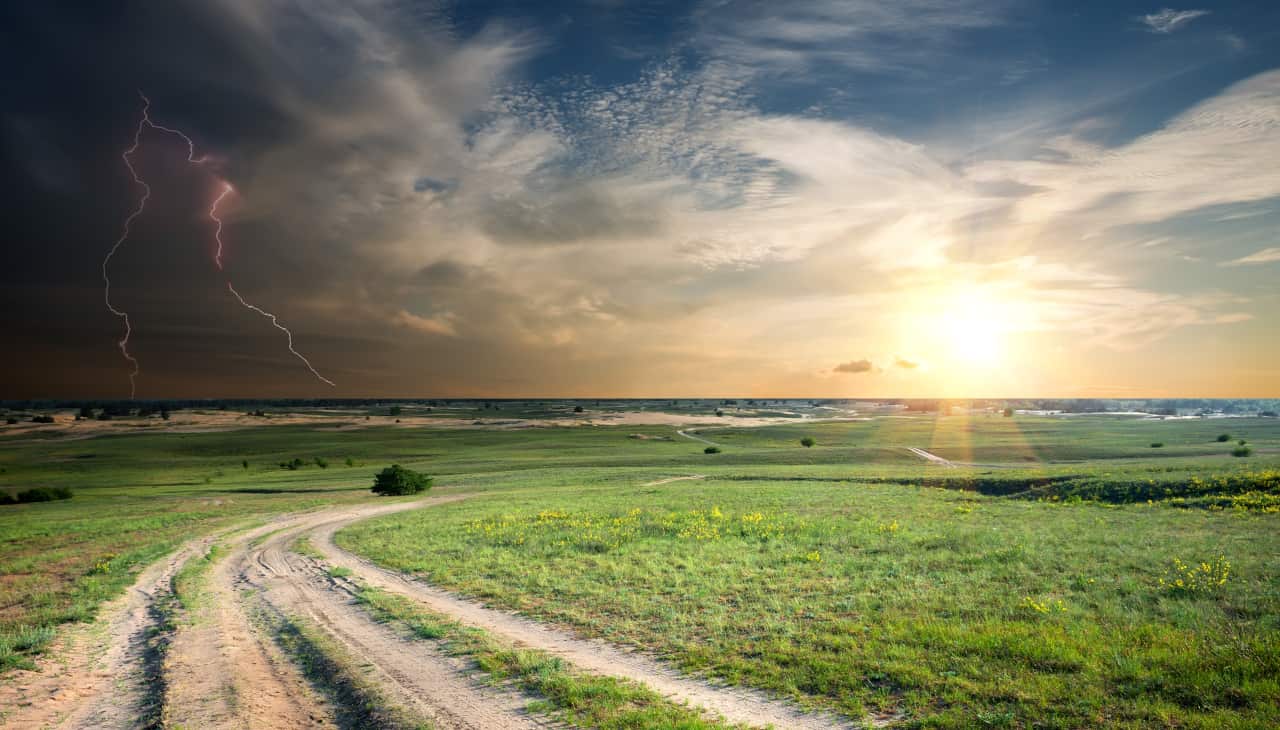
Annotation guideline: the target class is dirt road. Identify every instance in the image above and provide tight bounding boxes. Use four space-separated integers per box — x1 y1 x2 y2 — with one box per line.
905 446 956 467
676 429 719 446
6 496 858 729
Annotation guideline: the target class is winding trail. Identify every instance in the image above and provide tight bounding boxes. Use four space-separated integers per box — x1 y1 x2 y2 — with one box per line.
676 429 719 447
312 497 854 729
162 524 335 729
642 474 707 486
8 496 859 729
0 533 220 729
237 498 550 730
905 446 956 468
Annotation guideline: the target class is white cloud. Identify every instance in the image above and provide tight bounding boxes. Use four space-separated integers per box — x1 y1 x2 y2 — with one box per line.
694 0 1008 76
393 310 459 337
967 70 1280 231
1140 8 1210 34
1221 247 1280 266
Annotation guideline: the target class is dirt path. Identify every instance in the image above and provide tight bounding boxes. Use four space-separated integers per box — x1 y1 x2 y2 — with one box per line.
311 499 855 730
0 534 219 729
676 429 719 447
906 446 956 468
8 496 860 729
642 474 707 486
236 497 549 730
162 523 336 729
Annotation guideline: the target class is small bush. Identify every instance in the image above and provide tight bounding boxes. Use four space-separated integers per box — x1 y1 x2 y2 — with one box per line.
31 415 55 424
704 446 721 454
1216 433 1231 442
800 437 816 448
372 465 432 496
3 487 73 505
281 457 305 470
242 459 249 470
1150 442 1164 448
4 417 16 425
315 457 328 469
1232 446 1252 457
1238 439 1247 445
389 406 402 416
345 457 355 468
573 405 584 413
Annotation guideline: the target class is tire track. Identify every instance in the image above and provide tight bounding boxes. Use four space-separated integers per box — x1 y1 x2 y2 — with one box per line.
0 535 218 729
235 499 550 730
311 499 857 729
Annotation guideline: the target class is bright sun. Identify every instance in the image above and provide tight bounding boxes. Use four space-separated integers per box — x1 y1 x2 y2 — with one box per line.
939 291 1008 368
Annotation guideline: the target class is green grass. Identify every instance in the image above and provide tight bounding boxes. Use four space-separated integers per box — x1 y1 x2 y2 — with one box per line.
355 585 740 729
340 477 1280 728
2 409 1279 727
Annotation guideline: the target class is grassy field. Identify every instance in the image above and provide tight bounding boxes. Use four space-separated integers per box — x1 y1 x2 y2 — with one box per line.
335 415 1280 729
3 410 1279 727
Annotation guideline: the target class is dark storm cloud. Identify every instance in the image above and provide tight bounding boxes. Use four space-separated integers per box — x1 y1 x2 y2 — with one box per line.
0 1 540 396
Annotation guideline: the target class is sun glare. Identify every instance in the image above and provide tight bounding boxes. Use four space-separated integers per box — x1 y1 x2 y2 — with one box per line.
938 289 1009 368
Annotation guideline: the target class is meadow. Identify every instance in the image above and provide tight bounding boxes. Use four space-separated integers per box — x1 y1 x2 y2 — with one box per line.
2 407 1278 727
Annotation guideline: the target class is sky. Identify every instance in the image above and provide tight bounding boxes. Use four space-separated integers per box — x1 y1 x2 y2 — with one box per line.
2 1 1278 399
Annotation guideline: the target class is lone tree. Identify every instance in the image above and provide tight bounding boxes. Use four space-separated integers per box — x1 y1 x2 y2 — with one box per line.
372 464 433 496
800 437 815 448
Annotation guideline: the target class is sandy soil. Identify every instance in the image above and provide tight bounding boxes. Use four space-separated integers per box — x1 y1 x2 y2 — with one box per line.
239 498 551 730
2 408 871 441
163 522 336 729
0 534 220 729
8 496 862 729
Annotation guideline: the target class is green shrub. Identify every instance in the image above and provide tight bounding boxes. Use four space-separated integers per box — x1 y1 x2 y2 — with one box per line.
704 446 721 454
371 465 432 496
1150 442 1163 448
800 437 816 448
4 418 16 425
315 457 328 469
3 487 73 505
1216 433 1231 442
1232 446 1252 457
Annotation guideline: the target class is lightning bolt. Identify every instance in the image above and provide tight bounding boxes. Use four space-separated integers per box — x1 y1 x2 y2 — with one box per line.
210 190 335 387
106 91 210 397
224 282 336 387
107 92 335 393
210 182 233 270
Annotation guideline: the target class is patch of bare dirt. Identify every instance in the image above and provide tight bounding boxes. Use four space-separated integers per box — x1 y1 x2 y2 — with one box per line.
239 499 551 730
162 524 335 729
0 535 217 729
